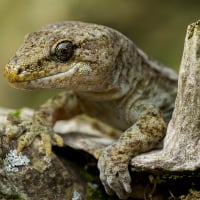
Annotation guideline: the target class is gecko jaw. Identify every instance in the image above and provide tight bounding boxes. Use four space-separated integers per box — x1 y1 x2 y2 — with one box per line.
6 62 93 90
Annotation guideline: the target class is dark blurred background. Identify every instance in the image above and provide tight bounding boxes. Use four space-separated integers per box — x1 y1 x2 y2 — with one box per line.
0 0 200 108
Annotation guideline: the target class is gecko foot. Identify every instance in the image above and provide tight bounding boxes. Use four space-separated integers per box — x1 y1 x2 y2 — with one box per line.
5 115 63 156
97 145 132 199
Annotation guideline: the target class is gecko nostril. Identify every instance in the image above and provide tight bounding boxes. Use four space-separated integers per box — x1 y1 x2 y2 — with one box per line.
17 68 23 75
37 60 42 66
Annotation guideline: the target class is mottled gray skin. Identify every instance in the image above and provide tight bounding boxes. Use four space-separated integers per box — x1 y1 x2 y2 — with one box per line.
4 21 178 199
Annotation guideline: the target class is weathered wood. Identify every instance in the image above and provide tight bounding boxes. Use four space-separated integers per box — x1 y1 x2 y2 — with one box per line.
131 20 200 172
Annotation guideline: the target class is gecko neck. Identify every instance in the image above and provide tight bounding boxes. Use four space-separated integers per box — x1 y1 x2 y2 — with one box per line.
77 84 130 101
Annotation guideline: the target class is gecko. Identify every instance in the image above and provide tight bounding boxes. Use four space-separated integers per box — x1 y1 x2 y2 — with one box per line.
4 21 178 199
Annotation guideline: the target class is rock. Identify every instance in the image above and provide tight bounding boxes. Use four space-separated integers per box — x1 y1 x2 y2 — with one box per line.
0 108 118 200
0 108 86 200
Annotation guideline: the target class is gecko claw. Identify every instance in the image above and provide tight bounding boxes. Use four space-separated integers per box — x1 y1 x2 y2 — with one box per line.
98 145 132 199
51 133 64 147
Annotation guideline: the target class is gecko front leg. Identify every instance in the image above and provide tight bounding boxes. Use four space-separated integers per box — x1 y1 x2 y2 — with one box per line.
98 105 166 199
6 91 82 156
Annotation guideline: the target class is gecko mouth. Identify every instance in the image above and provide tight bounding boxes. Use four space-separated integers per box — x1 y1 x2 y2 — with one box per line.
5 70 74 89
5 62 93 90
4 60 76 85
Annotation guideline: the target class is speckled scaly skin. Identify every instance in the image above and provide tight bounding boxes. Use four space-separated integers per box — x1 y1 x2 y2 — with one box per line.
4 21 178 199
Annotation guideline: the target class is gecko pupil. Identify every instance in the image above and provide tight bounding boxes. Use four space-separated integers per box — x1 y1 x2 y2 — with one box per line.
54 41 74 62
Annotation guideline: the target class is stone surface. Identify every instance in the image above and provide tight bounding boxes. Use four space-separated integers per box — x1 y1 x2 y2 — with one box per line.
0 108 119 200
0 109 86 200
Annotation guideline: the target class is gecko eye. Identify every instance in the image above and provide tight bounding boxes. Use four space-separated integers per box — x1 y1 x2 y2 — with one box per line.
53 41 74 62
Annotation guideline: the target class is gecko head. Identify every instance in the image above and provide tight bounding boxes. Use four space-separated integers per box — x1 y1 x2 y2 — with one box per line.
4 21 131 97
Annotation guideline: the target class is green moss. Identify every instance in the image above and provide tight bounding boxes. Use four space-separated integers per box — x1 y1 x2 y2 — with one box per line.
11 109 22 118
86 182 117 200
0 192 24 200
79 165 117 199
161 172 200 180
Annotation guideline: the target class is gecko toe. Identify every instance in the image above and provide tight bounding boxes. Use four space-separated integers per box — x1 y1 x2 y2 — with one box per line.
17 131 37 152
40 132 52 156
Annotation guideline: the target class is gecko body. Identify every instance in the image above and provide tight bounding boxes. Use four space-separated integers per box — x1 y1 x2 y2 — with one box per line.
4 21 177 199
